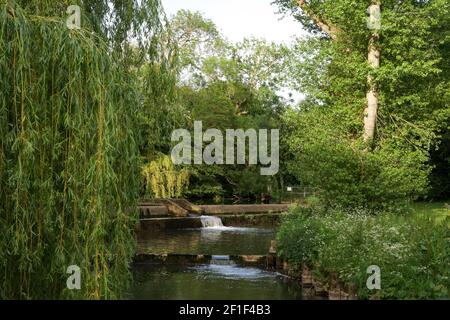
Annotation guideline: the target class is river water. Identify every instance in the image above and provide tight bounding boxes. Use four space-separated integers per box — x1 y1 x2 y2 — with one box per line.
130 223 303 300
136 226 276 255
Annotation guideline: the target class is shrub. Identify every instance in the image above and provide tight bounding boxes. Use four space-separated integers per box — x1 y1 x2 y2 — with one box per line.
277 205 450 299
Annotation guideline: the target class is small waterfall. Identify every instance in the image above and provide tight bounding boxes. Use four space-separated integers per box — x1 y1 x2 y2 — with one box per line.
200 216 224 228
210 255 234 265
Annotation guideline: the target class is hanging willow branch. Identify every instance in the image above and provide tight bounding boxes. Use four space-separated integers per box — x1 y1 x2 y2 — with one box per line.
142 155 190 199
0 0 166 299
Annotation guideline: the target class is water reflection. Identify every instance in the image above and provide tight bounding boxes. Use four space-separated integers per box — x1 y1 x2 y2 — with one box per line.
131 264 303 300
131 226 312 300
137 227 276 255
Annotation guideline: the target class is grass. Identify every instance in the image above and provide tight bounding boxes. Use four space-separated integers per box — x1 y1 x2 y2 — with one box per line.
411 201 450 225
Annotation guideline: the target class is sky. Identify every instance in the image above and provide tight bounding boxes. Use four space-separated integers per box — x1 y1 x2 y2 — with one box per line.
161 0 308 44
161 0 307 102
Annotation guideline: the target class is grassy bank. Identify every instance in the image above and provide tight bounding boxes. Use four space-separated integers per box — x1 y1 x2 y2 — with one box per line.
411 202 450 225
276 203 449 299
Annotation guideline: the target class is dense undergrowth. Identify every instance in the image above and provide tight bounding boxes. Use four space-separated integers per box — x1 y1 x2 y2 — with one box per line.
277 205 450 299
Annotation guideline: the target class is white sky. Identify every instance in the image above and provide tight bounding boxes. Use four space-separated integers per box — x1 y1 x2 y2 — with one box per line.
161 0 308 44
161 0 307 103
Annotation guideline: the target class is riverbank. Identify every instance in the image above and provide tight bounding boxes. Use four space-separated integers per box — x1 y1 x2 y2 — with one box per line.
276 203 450 299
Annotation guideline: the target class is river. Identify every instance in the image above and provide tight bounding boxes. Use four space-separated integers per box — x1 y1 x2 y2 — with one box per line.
129 218 304 300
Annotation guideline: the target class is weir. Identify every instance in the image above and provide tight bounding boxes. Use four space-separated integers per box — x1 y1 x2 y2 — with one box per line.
210 255 233 265
132 211 321 300
133 198 311 299
200 216 224 228
138 199 290 219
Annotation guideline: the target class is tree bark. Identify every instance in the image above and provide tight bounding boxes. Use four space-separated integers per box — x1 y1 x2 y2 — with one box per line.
364 2 381 143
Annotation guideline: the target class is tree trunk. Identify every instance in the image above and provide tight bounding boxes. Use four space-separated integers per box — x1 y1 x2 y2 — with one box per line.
364 2 381 143
295 0 380 142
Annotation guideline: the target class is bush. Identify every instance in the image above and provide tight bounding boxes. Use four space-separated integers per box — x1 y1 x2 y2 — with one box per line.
277 205 450 299
284 108 431 212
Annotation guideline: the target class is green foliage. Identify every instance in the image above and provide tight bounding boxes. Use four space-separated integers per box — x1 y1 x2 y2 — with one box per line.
184 165 226 199
275 1 449 299
168 9 222 75
228 167 272 198
276 0 450 207
284 107 430 211
277 205 450 299
275 206 323 268
165 10 292 200
0 0 165 299
139 60 185 156
142 155 190 199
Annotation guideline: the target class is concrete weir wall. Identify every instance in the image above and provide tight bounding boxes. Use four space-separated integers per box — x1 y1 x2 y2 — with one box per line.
139 202 290 219
137 201 290 230
201 204 289 215
134 253 267 268
138 213 285 232
220 213 284 227
139 205 168 218
138 217 203 232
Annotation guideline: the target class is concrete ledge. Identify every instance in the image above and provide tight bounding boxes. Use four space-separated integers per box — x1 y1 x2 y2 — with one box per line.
134 253 267 267
138 217 203 232
170 199 204 215
200 204 290 215
138 202 290 219
154 199 189 217
137 213 284 231
139 205 169 218
220 213 284 227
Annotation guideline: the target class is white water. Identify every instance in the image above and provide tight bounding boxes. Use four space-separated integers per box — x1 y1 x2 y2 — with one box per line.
200 216 224 228
193 263 280 280
210 255 234 265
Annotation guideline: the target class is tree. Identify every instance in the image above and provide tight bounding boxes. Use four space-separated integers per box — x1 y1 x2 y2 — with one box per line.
279 0 380 141
364 1 381 142
276 0 450 208
0 0 168 299
163 10 292 200
167 9 224 85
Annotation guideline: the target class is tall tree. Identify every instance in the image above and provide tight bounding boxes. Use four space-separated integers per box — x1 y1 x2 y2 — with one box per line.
0 0 168 299
276 0 450 208
289 0 381 142
364 1 381 142
164 10 291 200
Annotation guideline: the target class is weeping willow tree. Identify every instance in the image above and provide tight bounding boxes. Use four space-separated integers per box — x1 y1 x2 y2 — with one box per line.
142 155 190 199
0 0 168 299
